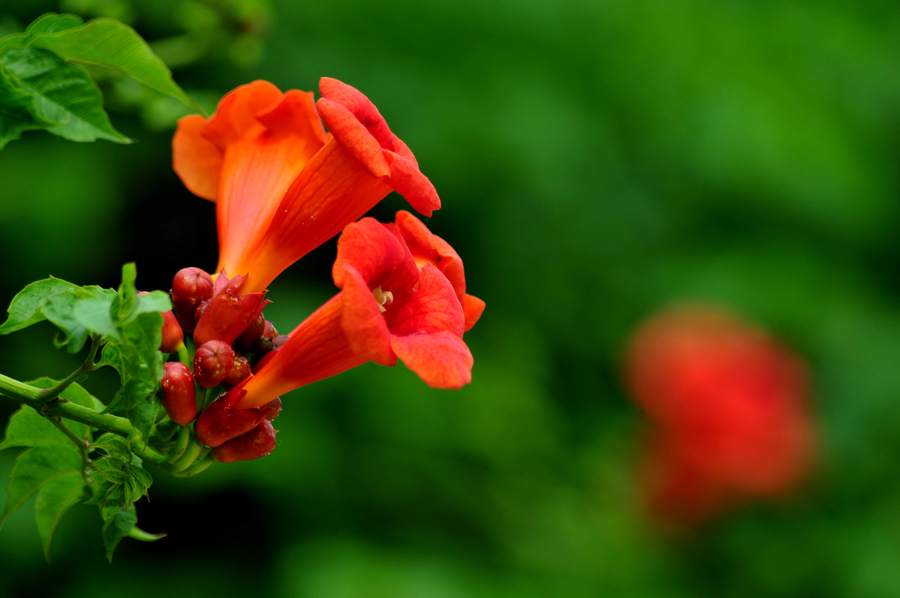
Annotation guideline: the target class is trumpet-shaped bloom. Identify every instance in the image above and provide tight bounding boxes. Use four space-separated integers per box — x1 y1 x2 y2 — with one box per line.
173 78 440 293
625 307 816 525
230 215 482 410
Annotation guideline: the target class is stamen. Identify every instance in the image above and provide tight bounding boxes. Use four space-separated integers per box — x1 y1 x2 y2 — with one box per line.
373 286 394 313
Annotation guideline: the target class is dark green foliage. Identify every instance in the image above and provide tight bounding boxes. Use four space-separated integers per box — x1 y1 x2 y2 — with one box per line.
0 12 191 147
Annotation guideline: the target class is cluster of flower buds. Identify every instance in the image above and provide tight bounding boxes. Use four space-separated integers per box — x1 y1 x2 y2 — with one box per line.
157 267 283 462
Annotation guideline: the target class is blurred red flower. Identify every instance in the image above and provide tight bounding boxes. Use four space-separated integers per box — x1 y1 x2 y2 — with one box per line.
173 77 440 294
624 306 816 525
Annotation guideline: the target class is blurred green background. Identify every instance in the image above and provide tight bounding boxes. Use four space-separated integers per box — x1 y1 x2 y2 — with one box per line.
2 0 900 596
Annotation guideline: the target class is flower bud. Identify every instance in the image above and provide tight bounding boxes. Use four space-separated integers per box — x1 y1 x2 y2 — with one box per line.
159 311 184 353
236 313 265 351
223 354 251 387
194 299 210 324
212 420 277 463
260 398 282 421
254 320 278 354
193 340 235 388
160 362 197 425
273 334 289 349
171 267 213 330
195 389 265 447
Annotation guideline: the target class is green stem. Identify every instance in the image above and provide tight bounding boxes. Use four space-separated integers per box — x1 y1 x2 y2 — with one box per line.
176 343 191 367
172 457 213 478
171 440 204 472
37 336 101 401
0 373 167 465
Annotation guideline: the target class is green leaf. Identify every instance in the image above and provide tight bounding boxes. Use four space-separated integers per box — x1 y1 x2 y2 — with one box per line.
0 46 129 143
135 291 171 319
25 13 83 36
42 285 114 353
111 262 138 323
0 277 78 335
29 18 193 108
35 471 84 560
0 445 82 527
89 434 152 509
100 505 136 562
0 65 40 148
73 296 118 339
0 380 100 450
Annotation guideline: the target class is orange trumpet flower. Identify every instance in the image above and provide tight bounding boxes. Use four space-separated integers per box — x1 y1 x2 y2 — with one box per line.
173 77 440 293
232 213 483 411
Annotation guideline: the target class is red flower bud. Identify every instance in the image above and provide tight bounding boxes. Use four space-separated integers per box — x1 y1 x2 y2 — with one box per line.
171 267 213 330
236 313 266 351
212 420 277 463
253 320 278 354
260 397 282 421
194 299 210 324
159 311 184 353
160 362 197 425
223 354 251 387
193 340 235 388
195 389 265 447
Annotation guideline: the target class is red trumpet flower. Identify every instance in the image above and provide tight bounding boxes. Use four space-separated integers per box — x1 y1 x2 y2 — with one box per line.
624 307 816 525
173 77 440 294
227 213 482 410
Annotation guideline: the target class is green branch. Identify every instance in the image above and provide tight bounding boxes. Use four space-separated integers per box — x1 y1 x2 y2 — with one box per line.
0 372 167 464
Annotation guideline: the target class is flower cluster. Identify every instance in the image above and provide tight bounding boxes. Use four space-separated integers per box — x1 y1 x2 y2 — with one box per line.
624 307 815 525
156 77 483 462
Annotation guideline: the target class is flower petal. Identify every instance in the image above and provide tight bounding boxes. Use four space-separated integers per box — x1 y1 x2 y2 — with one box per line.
217 91 329 277
202 80 283 148
395 210 464 295
339 265 393 364
385 151 440 216
172 114 222 200
316 96 390 178
390 330 473 389
463 294 486 331
332 217 418 291
385 264 465 337
237 296 368 408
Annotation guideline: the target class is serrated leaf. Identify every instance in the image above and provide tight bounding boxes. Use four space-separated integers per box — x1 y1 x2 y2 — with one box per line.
0 46 128 143
0 445 82 527
25 13 83 36
100 505 136 562
89 434 152 509
0 277 78 335
35 471 84 560
29 18 192 108
0 380 101 450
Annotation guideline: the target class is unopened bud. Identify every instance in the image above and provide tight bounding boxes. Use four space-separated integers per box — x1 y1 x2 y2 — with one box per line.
159 311 184 353
223 354 251 387
212 420 277 463
170 267 213 330
260 397 282 421
160 362 197 425
254 320 278 354
195 389 265 447
236 313 265 351
193 340 235 388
